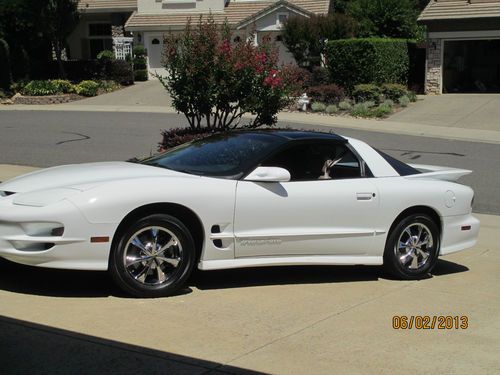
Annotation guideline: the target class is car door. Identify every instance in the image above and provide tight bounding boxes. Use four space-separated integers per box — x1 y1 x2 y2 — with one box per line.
233 141 380 258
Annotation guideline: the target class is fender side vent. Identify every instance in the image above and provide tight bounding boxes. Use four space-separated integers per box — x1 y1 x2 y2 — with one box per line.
211 225 221 234
213 239 223 248
0 191 15 197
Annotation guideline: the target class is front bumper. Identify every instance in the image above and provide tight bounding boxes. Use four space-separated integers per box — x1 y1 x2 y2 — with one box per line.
440 213 480 256
0 198 116 270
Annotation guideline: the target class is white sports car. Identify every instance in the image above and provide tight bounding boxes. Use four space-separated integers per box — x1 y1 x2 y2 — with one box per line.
0 130 479 297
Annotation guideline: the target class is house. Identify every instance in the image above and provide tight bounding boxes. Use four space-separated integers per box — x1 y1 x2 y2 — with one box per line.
67 1 137 60
419 0 500 94
124 0 331 76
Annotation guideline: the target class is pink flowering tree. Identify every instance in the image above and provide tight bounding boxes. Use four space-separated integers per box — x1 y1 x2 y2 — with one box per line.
158 17 297 130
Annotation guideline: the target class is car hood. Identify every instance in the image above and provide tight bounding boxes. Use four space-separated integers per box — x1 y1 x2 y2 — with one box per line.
0 161 189 194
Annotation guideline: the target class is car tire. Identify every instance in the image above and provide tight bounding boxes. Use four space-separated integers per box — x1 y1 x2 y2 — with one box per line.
109 214 196 298
383 214 440 280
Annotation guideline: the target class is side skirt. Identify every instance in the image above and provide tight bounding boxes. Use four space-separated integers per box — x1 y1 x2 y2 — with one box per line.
198 256 383 271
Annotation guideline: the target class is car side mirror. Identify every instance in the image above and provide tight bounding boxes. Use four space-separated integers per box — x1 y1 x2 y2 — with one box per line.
244 167 291 183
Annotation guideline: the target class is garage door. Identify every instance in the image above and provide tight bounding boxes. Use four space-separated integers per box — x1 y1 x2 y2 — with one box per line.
443 39 500 93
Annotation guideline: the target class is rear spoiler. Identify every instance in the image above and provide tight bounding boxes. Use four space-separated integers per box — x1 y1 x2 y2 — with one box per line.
406 164 472 182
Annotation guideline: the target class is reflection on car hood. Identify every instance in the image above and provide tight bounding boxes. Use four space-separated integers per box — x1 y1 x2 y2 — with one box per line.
0 161 190 194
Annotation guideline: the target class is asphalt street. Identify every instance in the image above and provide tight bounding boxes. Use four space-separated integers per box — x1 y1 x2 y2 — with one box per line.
0 110 498 214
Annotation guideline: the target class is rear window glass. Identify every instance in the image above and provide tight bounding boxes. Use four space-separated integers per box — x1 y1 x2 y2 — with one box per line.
375 150 421 176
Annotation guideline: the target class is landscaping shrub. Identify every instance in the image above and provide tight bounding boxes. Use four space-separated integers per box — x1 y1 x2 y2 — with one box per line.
338 100 352 111
308 84 345 104
326 104 339 114
381 83 408 101
311 102 327 112
399 95 410 107
97 50 115 61
326 38 410 91
309 66 330 86
372 103 393 118
352 84 380 103
364 100 376 108
134 69 148 82
160 17 294 129
133 45 147 57
133 45 148 82
133 57 147 70
22 80 59 96
408 90 417 102
281 65 311 96
351 102 372 117
105 60 134 85
0 39 12 91
50 79 75 93
98 80 121 92
76 80 99 97
383 99 395 108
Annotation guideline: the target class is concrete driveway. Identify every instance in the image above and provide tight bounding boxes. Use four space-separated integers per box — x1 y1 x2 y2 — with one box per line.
389 94 500 131
1 213 499 374
63 80 172 108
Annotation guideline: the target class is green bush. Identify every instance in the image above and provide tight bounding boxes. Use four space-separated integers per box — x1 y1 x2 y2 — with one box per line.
408 91 417 102
133 45 147 57
98 80 121 92
134 69 148 82
399 95 410 107
311 102 327 112
97 50 115 61
372 103 393 118
353 84 380 103
383 99 395 108
381 83 408 101
326 38 410 92
22 80 59 96
50 79 75 94
105 60 134 85
364 100 376 108
0 39 12 91
76 80 99 97
351 102 372 117
326 104 339 114
133 57 147 70
338 100 352 111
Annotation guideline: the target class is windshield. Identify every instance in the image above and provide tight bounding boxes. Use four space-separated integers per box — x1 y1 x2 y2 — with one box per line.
140 132 285 178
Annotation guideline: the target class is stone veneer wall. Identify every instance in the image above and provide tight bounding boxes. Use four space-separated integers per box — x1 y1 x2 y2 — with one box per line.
425 38 442 94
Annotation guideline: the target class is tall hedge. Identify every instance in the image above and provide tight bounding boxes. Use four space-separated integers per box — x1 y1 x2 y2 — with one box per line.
0 39 12 90
326 38 410 92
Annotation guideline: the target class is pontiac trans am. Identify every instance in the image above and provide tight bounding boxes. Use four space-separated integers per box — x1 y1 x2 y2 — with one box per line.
0 130 479 297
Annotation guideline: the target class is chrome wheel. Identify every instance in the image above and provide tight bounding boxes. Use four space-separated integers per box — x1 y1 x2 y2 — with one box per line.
395 223 433 271
124 226 183 286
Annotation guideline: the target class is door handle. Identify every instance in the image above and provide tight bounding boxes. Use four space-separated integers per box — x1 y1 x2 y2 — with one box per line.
356 192 375 201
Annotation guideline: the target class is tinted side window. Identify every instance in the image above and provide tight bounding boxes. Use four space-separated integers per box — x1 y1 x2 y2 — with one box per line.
261 142 361 181
375 150 421 176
